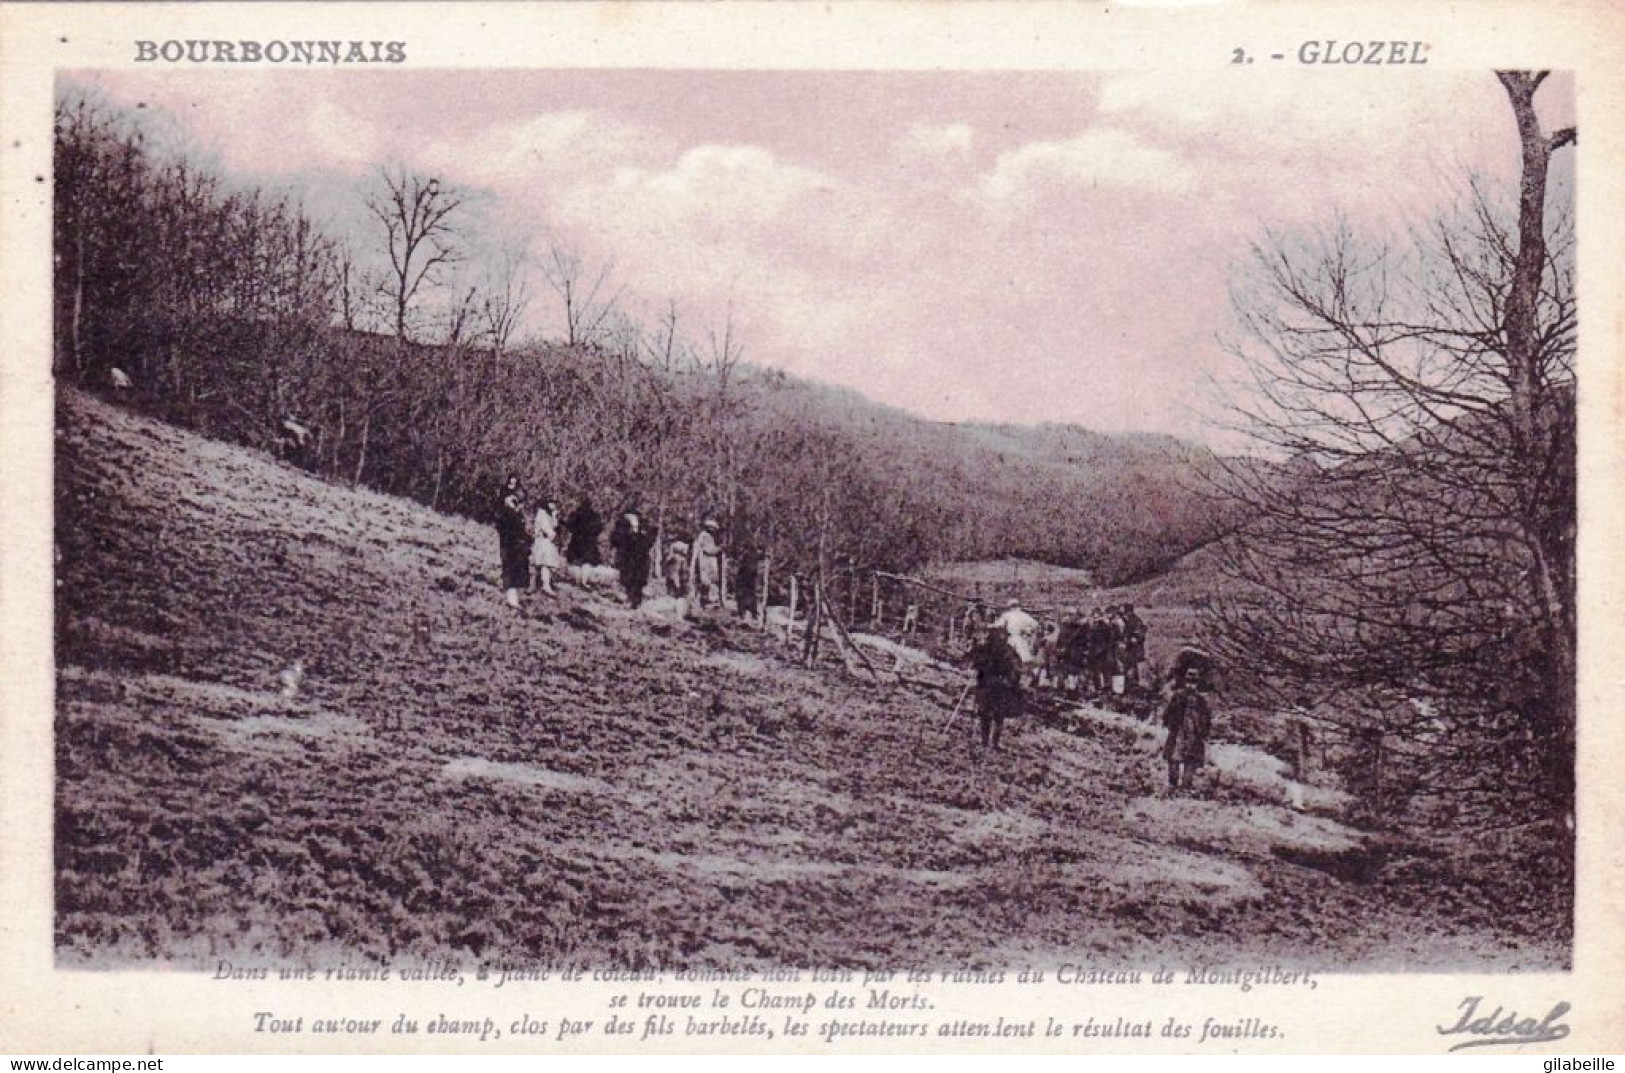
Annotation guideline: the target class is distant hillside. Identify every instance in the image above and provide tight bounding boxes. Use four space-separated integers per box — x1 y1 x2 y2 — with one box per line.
739 368 1257 585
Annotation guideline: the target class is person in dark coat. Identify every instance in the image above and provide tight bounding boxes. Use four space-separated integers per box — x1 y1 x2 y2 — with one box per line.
565 497 604 566
1055 608 1086 695
609 508 657 608
494 475 529 610
1084 608 1115 695
1119 602 1147 690
967 625 1023 750
1161 668 1213 790
734 544 761 622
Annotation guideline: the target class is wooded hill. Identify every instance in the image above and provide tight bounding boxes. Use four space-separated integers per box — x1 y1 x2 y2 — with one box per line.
54 90 1251 586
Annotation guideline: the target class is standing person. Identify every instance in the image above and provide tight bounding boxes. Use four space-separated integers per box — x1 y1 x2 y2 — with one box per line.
967 625 1023 751
734 543 761 622
690 518 723 610
610 508 657 608
961 601 987 648
1161 668 1213 791
530 498 563 596
663 535 691 601
494 475 529 610
992 598 1040 664
1037 618 1062 688
1120 602 1148 691
1056 608 1086 696
565 497 604 567
1107 605 1129 697
1085 607 1113 695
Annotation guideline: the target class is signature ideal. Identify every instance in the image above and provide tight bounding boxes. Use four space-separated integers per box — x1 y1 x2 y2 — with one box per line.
1438 996 1572 1052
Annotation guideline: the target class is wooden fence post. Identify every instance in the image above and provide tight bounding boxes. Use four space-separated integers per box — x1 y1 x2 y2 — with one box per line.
759 552 772 631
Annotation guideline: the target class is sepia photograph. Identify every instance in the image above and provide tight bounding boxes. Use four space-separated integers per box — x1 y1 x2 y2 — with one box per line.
46 60 1577 976
6 0 1625 1058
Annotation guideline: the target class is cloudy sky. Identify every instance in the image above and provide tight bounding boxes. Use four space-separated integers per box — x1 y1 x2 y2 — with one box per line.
71 68 1573 442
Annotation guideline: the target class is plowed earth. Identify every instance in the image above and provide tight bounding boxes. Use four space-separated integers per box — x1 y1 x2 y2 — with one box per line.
52 390 1565 971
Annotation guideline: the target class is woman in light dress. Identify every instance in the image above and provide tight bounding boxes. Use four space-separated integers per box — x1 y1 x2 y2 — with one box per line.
530 498 563 595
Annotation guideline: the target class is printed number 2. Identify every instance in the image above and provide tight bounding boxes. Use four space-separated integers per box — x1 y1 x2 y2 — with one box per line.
1231 48 1249 64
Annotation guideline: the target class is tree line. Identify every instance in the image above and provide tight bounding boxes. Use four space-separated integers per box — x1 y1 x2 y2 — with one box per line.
52 88 1242 589
1203 71 1577 877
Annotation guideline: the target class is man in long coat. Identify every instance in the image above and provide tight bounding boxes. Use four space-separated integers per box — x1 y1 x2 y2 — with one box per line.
565 497 604 566
968 625 1023 750
610 509 657 609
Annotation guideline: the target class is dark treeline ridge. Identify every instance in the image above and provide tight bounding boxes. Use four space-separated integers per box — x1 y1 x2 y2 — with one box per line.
53 91 1245 584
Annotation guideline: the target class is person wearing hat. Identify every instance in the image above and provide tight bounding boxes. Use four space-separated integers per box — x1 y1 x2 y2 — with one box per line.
529 497 563 596
494 474 529 610
968 623 1023 751
689 517 723 611
991 597 1040 664
1161 667 1213 790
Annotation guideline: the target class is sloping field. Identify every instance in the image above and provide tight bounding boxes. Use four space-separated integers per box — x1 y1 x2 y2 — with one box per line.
52 389 1562 971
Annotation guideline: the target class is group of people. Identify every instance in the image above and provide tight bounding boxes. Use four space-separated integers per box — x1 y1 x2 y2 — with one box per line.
963 599 1148 700
964 596 1211 790
493 476 759 616
1040 603 1149 698
499 485 1212 787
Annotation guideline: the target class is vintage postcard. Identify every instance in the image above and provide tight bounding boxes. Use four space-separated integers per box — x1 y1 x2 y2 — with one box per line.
1 0 1622 1056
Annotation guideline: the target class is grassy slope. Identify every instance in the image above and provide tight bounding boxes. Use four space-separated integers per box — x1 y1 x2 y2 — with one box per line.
53 389 1561 971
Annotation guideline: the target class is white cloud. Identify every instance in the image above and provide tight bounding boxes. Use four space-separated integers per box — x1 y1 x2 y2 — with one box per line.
421 110 652 190
305 98 383 174
592 144 835 226
975 127 1195 205
897 121 975 157
533 144 850 326
1096 70 1503 159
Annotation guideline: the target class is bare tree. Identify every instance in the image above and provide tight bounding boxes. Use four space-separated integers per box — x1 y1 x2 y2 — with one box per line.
364 166 465 343
699 303 749 537
542 243 621 348
442 284 481 349
702 300 747 401
478 247 532 357
644 298 694 374
1206 71 1576 836
331 240 375 333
